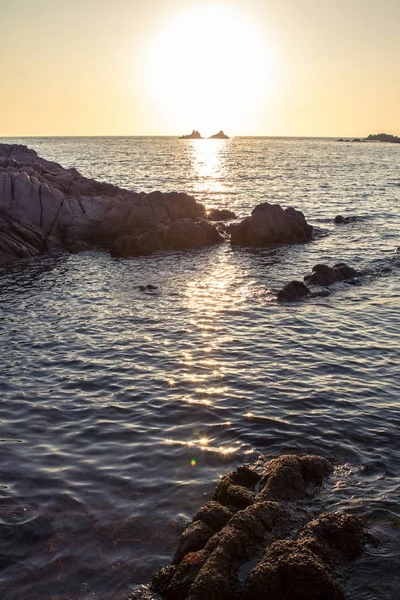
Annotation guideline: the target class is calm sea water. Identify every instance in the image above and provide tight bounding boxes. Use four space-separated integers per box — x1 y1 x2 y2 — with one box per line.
0 137 399 600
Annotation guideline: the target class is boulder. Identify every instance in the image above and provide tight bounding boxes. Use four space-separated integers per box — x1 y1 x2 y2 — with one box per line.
180 130 202 139
277 280 310 302
230 203 312 247
304 263 359 286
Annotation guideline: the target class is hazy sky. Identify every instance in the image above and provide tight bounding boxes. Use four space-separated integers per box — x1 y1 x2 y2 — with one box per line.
1 0 399 136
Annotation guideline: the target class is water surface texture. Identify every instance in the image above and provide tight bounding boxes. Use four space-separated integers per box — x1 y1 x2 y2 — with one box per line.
0 137 399 599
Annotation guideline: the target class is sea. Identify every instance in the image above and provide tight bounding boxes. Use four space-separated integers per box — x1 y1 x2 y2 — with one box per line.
0 136 399 600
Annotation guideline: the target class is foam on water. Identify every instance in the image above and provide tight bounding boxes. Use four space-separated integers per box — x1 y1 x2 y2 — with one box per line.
0 137 399 599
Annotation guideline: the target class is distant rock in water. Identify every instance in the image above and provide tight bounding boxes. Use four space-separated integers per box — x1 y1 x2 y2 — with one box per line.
179 130 202 139
334 214 357 224
367 133 400 144
304 262 359 286
230 202 313 247
151 454 368 600
207 208 237 221
209 130 229 139
277 280 310 301
0 143 223 265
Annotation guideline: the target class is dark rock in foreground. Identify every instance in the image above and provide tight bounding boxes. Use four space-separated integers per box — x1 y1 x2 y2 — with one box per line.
0 143 223 265
230 202 313 247
152 455 366 600
207 208 237 221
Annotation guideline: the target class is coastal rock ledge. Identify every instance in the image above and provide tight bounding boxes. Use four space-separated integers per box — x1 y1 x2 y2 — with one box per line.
0 143 222 264
0 144 314 265
150 455 368 600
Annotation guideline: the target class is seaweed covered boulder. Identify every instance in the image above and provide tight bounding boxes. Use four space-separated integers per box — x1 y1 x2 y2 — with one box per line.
230 203 313 247
243 512 366 600
151 454 366 600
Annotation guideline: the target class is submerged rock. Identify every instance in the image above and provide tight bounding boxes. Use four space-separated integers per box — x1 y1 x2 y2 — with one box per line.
230 202 313 247
0 143 223 265
334 215 357 224
151 454 365 600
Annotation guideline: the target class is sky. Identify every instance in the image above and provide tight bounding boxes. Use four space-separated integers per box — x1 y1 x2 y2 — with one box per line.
1 0 399 137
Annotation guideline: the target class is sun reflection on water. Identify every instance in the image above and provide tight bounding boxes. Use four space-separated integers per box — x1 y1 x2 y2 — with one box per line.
189 139 230 201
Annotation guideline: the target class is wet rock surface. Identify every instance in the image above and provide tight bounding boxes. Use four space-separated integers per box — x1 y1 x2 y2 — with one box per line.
0 144 223 265
151 455 366 600
304 263 359 286
277 280 310 301
230 202 313 247
277 262 360 301
334 214 357 224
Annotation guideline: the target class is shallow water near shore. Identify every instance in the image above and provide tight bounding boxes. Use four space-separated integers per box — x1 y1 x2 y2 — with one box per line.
0 137 399 599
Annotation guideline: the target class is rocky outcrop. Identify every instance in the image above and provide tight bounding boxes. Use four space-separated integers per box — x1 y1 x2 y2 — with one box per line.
179 131 229 140
367 133 400 144
209 131 229 139
0 143 223 265
152 455 367 600
277 263 359 301
180 130 202 139
230 203 313 247
277 280 310 302
304 263 359 286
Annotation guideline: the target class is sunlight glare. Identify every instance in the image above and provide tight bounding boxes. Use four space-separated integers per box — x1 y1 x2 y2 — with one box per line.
145 6 276 134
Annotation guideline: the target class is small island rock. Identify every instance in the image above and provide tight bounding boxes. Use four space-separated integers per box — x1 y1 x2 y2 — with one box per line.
209 131 229 139
180 130 202 139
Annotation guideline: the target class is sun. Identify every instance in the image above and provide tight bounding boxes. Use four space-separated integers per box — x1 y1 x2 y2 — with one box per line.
144 6 277 136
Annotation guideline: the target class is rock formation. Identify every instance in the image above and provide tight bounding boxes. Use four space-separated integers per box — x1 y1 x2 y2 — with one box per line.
0 143 223 265
277 280 310 302
366 133 400 144
209 131 229 139
230 202 313 246
0 144 315 266
334 215 357 224
180 130 202 139
152 455 367 600
277 263 359 301
303 263 359 286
